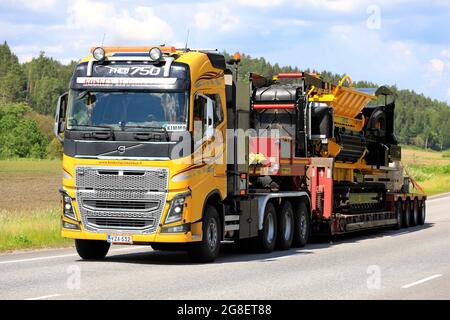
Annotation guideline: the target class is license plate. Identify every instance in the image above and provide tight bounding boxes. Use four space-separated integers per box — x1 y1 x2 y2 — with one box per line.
107 234 133 244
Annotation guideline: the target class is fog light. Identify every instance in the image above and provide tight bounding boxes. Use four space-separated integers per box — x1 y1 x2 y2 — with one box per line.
161 224 190 233
93 47 106 61
62 220 80 230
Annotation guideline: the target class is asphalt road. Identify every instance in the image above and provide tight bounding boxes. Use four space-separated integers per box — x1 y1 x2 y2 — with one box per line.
0 195 449 300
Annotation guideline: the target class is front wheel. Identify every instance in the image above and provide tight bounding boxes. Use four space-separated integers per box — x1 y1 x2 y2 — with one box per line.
188 206 221 263
75 239 110 260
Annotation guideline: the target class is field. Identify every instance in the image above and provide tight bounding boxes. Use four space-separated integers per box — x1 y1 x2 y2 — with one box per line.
0 148 449 252
400 146 450 196
0 159 72 252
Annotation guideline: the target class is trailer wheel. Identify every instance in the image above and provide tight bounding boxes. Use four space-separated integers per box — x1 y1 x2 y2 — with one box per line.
394 200 403 230
418 199 426 225
276 201 294 250
188 205 221 263
411 198 419 226
254 202 277 253
292 200 310 247
402 199 411 228
75 239 110 260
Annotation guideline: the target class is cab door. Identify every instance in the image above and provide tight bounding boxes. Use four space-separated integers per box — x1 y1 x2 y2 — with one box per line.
192 93 226 177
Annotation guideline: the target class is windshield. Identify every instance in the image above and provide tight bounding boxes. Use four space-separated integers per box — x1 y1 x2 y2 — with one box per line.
66 90 188 131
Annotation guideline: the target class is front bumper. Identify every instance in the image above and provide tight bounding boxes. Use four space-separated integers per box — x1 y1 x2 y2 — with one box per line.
61 221 203 243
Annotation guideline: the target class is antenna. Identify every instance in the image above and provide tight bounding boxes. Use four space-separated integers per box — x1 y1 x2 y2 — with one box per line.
184 28 190 51
101 33 106 47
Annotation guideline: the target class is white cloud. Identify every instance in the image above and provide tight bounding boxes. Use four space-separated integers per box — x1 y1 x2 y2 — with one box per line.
238 0 285 7
441 49 450 59
447 88 450 98
11 44 65 62
1 0 58 11
67 0 173 44
430 58 445 73
194 5 239 33
273 18 310 27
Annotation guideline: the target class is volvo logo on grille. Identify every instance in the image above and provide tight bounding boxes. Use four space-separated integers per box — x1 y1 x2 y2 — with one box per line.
117 146 126 154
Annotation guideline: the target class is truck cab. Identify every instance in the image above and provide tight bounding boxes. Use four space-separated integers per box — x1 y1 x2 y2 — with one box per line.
55 46 230 261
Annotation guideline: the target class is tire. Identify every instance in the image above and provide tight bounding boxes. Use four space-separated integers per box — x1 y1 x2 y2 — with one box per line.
394 200 403 230
292 201 310 247
75 239 110 260
188 205 221 263
276 201 294 250
254 202 277 253
418 199 426 225
402 199 411 228
411 198 419 226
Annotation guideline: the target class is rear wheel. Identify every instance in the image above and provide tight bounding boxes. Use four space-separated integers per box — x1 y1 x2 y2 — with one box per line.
411 198 419 226
403 199 411 228
276 201 294 250
418 199 426 225
188 205 221 263
394 200 403 230
292 201 310 247
254 202 277 253
75 239 110 260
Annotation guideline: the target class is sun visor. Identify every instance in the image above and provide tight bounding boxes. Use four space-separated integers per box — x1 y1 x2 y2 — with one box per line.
70 61 190 91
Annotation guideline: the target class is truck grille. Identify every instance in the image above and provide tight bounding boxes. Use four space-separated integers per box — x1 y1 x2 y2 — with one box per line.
87 218 155 229
83 200 160 211
75 166 168 234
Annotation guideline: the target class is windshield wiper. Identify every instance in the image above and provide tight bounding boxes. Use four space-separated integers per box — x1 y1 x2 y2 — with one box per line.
121 125 169 141
71 124 115 140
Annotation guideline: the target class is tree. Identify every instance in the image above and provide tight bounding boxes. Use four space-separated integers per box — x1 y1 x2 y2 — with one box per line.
0 41 26 102
0 102 48 158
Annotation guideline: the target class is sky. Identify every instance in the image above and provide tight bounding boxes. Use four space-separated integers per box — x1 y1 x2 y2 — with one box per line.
0 0 449 103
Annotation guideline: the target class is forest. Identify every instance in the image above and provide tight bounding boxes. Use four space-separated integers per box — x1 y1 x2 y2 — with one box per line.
0 41 448 159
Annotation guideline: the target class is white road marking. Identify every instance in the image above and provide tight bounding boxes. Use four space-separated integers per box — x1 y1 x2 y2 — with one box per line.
262 255 296 262
427 196 450 203
25 294 61 300
401 274 442 289
0 246 147 265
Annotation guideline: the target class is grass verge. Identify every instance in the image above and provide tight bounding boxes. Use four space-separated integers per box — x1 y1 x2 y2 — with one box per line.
0 158 61 174
0 208 72 252
404 164 450 196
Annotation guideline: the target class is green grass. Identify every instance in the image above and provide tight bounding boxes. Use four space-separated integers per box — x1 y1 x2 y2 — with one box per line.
0 158 61 174
404 164 450 196
0 208 72 252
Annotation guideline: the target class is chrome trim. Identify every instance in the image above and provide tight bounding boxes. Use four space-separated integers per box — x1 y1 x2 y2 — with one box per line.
74 155 170 160
73 140 177 145
75 166 169 234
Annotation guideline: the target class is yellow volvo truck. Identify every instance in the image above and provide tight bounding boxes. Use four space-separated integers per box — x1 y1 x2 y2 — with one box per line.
55 46 426 262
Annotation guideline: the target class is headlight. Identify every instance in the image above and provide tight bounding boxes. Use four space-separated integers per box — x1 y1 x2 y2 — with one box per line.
93 47 106 61
149 47 162 61
165 196 186 224
60 190 77 221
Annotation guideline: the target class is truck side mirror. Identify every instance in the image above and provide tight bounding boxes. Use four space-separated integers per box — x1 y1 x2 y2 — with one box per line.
205 97 215 140
54 92 68 143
